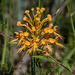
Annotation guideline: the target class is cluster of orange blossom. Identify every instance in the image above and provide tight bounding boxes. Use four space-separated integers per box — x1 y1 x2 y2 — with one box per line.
11 7 64 56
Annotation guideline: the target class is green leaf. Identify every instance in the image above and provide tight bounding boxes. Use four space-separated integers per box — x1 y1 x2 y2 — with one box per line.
56 48 75 75
64 63 72 72
33 56 56 63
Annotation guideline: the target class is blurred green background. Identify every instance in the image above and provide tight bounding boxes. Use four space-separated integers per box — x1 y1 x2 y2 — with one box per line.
0 0 75 75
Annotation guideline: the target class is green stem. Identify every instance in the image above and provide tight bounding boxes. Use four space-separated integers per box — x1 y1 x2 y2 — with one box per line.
1 0 6 69
37 59 41 75
1 0 4 22
31 55 35 75
9 0 11 27
1 31 7 69
1 0 5 31
66 0 75 39
70 15 75 39
38 0 41 8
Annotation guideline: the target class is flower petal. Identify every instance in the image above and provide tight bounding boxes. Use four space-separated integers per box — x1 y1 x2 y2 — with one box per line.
17 45 25 53
54 32 63 39
49 38 56 43
17 36 24 46
10 38 18 43
55 42 65 48
47 44 52 51
29 48 33 54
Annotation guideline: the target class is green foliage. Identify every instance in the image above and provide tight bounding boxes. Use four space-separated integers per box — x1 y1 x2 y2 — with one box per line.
33 56 55 63
56 48 75 74
0 0 75 74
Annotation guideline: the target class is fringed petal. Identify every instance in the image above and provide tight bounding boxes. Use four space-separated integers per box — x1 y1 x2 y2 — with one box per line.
10 38 18 43
46 52 50 56
49 38 56 43
17 45 25 53
14 32 19 35
28 48 33 54
55 42 65 48
47 44 52 51
17 36 24 46
54 32 63 39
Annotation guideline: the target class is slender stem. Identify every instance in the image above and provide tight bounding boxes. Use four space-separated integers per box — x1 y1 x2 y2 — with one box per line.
1 0 4 22
38 0 41 8
70 15 75 38
1 0 5 31
1 0 6 69
37 59 41 75
31 53 35 75
0 33 15 39
66 0 75 39
49 55 71 72
1 37 6 68
9 0 11 28
1 28 7 69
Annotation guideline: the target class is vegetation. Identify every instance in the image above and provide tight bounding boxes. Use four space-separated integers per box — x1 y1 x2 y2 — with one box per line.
0 0 75 75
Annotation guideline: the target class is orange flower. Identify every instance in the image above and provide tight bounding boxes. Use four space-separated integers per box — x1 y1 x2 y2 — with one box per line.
11 7 64 56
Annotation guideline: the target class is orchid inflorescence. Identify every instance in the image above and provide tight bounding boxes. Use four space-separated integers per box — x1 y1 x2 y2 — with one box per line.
11 7 64 56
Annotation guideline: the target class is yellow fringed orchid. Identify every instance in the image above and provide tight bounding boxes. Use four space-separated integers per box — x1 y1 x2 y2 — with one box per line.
11 7 64 56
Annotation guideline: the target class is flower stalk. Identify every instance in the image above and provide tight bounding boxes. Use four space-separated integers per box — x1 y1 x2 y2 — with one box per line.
31 53 35 75
11 7 64 74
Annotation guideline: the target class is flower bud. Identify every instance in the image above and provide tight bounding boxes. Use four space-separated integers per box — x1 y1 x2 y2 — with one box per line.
17 21 21 26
